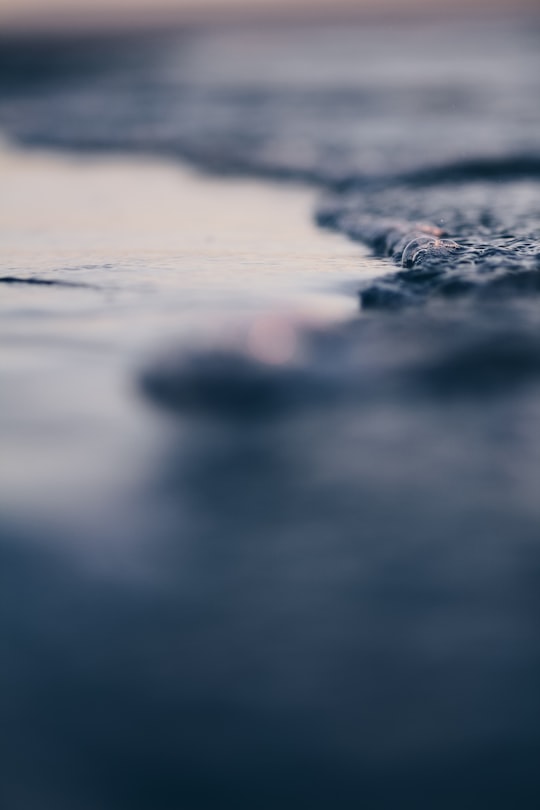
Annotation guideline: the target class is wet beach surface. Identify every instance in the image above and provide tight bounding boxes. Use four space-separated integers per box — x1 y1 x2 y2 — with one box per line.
2 15 540 809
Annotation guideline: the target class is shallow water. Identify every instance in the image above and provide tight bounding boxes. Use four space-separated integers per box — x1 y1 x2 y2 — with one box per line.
2 16 540 809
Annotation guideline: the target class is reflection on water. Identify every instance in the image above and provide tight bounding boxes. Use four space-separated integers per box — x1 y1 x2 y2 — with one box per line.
2 15 540 809
0 141 371 520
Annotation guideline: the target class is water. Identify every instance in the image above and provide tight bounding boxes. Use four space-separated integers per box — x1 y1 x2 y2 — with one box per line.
2 15 540 809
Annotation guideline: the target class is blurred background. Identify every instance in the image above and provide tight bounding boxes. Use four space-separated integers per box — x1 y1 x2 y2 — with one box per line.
1 0 539 31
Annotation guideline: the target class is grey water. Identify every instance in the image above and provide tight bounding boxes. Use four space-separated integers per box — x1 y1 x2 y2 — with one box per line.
2 15 540 809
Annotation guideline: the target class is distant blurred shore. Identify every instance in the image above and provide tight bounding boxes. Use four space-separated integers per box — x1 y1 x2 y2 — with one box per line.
1 0 539 37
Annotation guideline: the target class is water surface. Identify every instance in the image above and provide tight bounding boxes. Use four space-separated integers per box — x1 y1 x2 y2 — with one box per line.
1 16 540 809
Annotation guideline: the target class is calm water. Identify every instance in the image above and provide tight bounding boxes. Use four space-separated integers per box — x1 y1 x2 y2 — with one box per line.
2 16 540 809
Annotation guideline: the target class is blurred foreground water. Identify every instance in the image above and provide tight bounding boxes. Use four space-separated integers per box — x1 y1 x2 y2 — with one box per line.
1 15 540 809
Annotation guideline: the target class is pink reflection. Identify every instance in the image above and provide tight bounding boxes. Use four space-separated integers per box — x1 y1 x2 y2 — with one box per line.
246 315 299 366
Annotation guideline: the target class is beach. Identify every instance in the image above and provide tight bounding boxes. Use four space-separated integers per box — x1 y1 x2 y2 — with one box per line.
2 13 540 809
